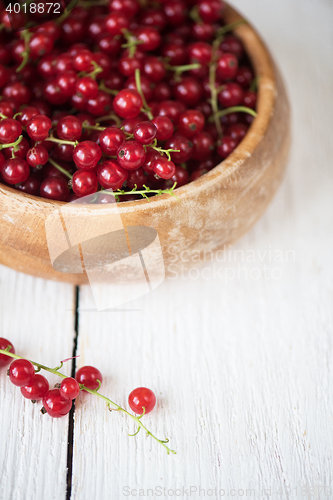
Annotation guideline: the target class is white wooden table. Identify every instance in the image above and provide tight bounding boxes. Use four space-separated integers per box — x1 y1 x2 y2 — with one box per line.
1 0 333 498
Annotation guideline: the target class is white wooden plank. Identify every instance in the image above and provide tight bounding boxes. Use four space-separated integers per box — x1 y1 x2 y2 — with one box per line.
70 0 333 498
0 267 76 500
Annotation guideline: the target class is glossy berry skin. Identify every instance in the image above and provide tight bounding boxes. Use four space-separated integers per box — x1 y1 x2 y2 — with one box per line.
135 26 161 52
9 359 35 387
57 116 82 142
3 137 30 160
73 141 102 170
26 115 52 141
243 90 257 110
168 166 189 188
97 160 128 190
17 107 39 127
0 118 22 144
218 83 244 108
198 0 225 23
152 116 174 141
152 157 176 180
21 374 49 401
16 175 41 196
0 338 15 368
72 170 98 197
99 127 126 155
192 132 214 161
86 91 112 117
165 134 193 163
217 53 239 81
227 123 248 143
60 377 80 400
173 77 203 107
26 146 48 168
40 176 70 202
42 389 72 418
1 158 30 185
217 135 238 158
75 366 103 391
134 121 157 145
105 12 129 36
113 89 143 119
142 149 161 175
29 33 54 59
76 77 98 99
178 110 205 138
117 141 146 170
126 167 146 190
128 387 156 415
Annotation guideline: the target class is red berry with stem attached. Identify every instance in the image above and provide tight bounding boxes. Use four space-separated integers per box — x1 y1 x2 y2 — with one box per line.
3 138 30 160
1 158 30 185
142 149 161 175
9 359 35 387
135 26 161 52
178 110 205 138
217 135 238 158
97 160 128 190
99 127 126 155
117 140 146 170
76 77 98 99
21 374 49 401
152 116 174 141
128 387 156 415
73 49 93 72
26 115 52 142
60 377 80 400
40 176 70 201
42 389 72 418
75 366 103 391
0 338 15 368
57 116 82 142
134 121 157 145
152 157 176 180
165 134 193 163
26 146 49 168
105 12 129 36
217 53 239 81
0 101 14 119
72 170 98 197
113 89 143 119
73 141 102 170
127 167 146 189
0 118 22 144
218 83 244 107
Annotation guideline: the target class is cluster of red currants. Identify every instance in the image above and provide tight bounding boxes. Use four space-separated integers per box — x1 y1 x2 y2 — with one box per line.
0 337 156 418
0 0 257 202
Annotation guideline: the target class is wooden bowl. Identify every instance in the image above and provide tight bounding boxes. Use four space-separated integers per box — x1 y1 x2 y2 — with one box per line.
0 4 290 285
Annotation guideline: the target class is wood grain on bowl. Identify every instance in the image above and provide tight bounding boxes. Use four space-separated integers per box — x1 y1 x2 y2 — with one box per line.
0 4 290 285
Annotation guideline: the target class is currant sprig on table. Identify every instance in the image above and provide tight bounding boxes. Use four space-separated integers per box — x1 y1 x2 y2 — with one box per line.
0 0 258 202
0 338 176 455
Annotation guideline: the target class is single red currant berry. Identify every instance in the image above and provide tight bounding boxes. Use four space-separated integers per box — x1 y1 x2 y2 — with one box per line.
134 121 157 145
217 135 238 158
235 66 254 89
198 0 225 23
117 140 146 170
17 106 39 127
3 137 29 160
73 141 102 170
9 359 35 387
40 176 70 202
109 0 140 17
57 116 82 142
99 127 126 155
72 170 98 197
26 146 49 168
86 91 112 117
128 387 156 415
168 165 189 188
218 83 244 108
178 110 205 138
126 167 146 190
1 158 30 185
173 77 203 107
42 389 72 418
152 116 174 141
0 101 14 118
56 70 78 98
227 123 248 143
97 160 128 190
75 366 103 391
152 157 176 180
16 175 41 196
163 0 187 26
105 12 129 36
142 149 161 175
135 26 161 52
73 49 94 72
165 134 193 163
143 56 166 83
29 33 54 59
2 82 31 106
220 34 244 59
243 90 257 110
188 42 212 65
0 338 15 368
216 53 239 81
26 115 52 142
0 118 22 144
21 374 49 401
113 89 143 119
192 131 214 161
76 77 98 99
60 377 80 400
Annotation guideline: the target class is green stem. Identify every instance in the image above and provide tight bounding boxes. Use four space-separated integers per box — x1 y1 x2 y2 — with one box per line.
166 63 201 74
209 62 222 137
216 19 247 37
56 0 80 25
16 31 32 73
135 69 153 120
82 122 106 132
0 112 8 119
114 182 178 201
0 135 23 151
122 30 144 58
0 349 176 455
98 113 122 127
99 81 119 96
209 106 257 122
250 76 259 92
48 158 73 180
45 137 78 147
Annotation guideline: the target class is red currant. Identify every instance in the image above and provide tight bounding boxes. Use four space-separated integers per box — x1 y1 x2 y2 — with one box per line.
165 134 193 163
117 140 146 170
126 167 146 190
97 160 128 190
217 135 238 158
128 387 156 414
42 389 72 418
26 145 49 168
57 116 82 142
26 115 52 141
152 157 176 180
73 141 102 170
75 365 103 391
113 89 143 119
178 110 205 138
9 359 35 387
0 338 15 368
21 374 49 401
76 77 98 99
134 121 157 145
0 118 22 144
216 53 239 81
218 83 244 107
1 158 30 185
60 377 80 400
40 176 70 201
72 170 98 197
99 127 126 155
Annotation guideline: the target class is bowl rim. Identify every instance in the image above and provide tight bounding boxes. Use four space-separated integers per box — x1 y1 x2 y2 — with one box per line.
0 3 276 213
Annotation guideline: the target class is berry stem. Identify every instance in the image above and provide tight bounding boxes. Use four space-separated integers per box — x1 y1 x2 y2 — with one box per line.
135 69 153 120
99 81 119 96
216 19 247 38
122 30 144 58
166 63 201 78
0 348 176 455
45 137 78 146
56 0 80 25
82 122 106 132
209 62 222 137
209 106 258 122
98 113 122 127
0 135 23 151
48 158 73 180
16 30 32 73
114 182 178 201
